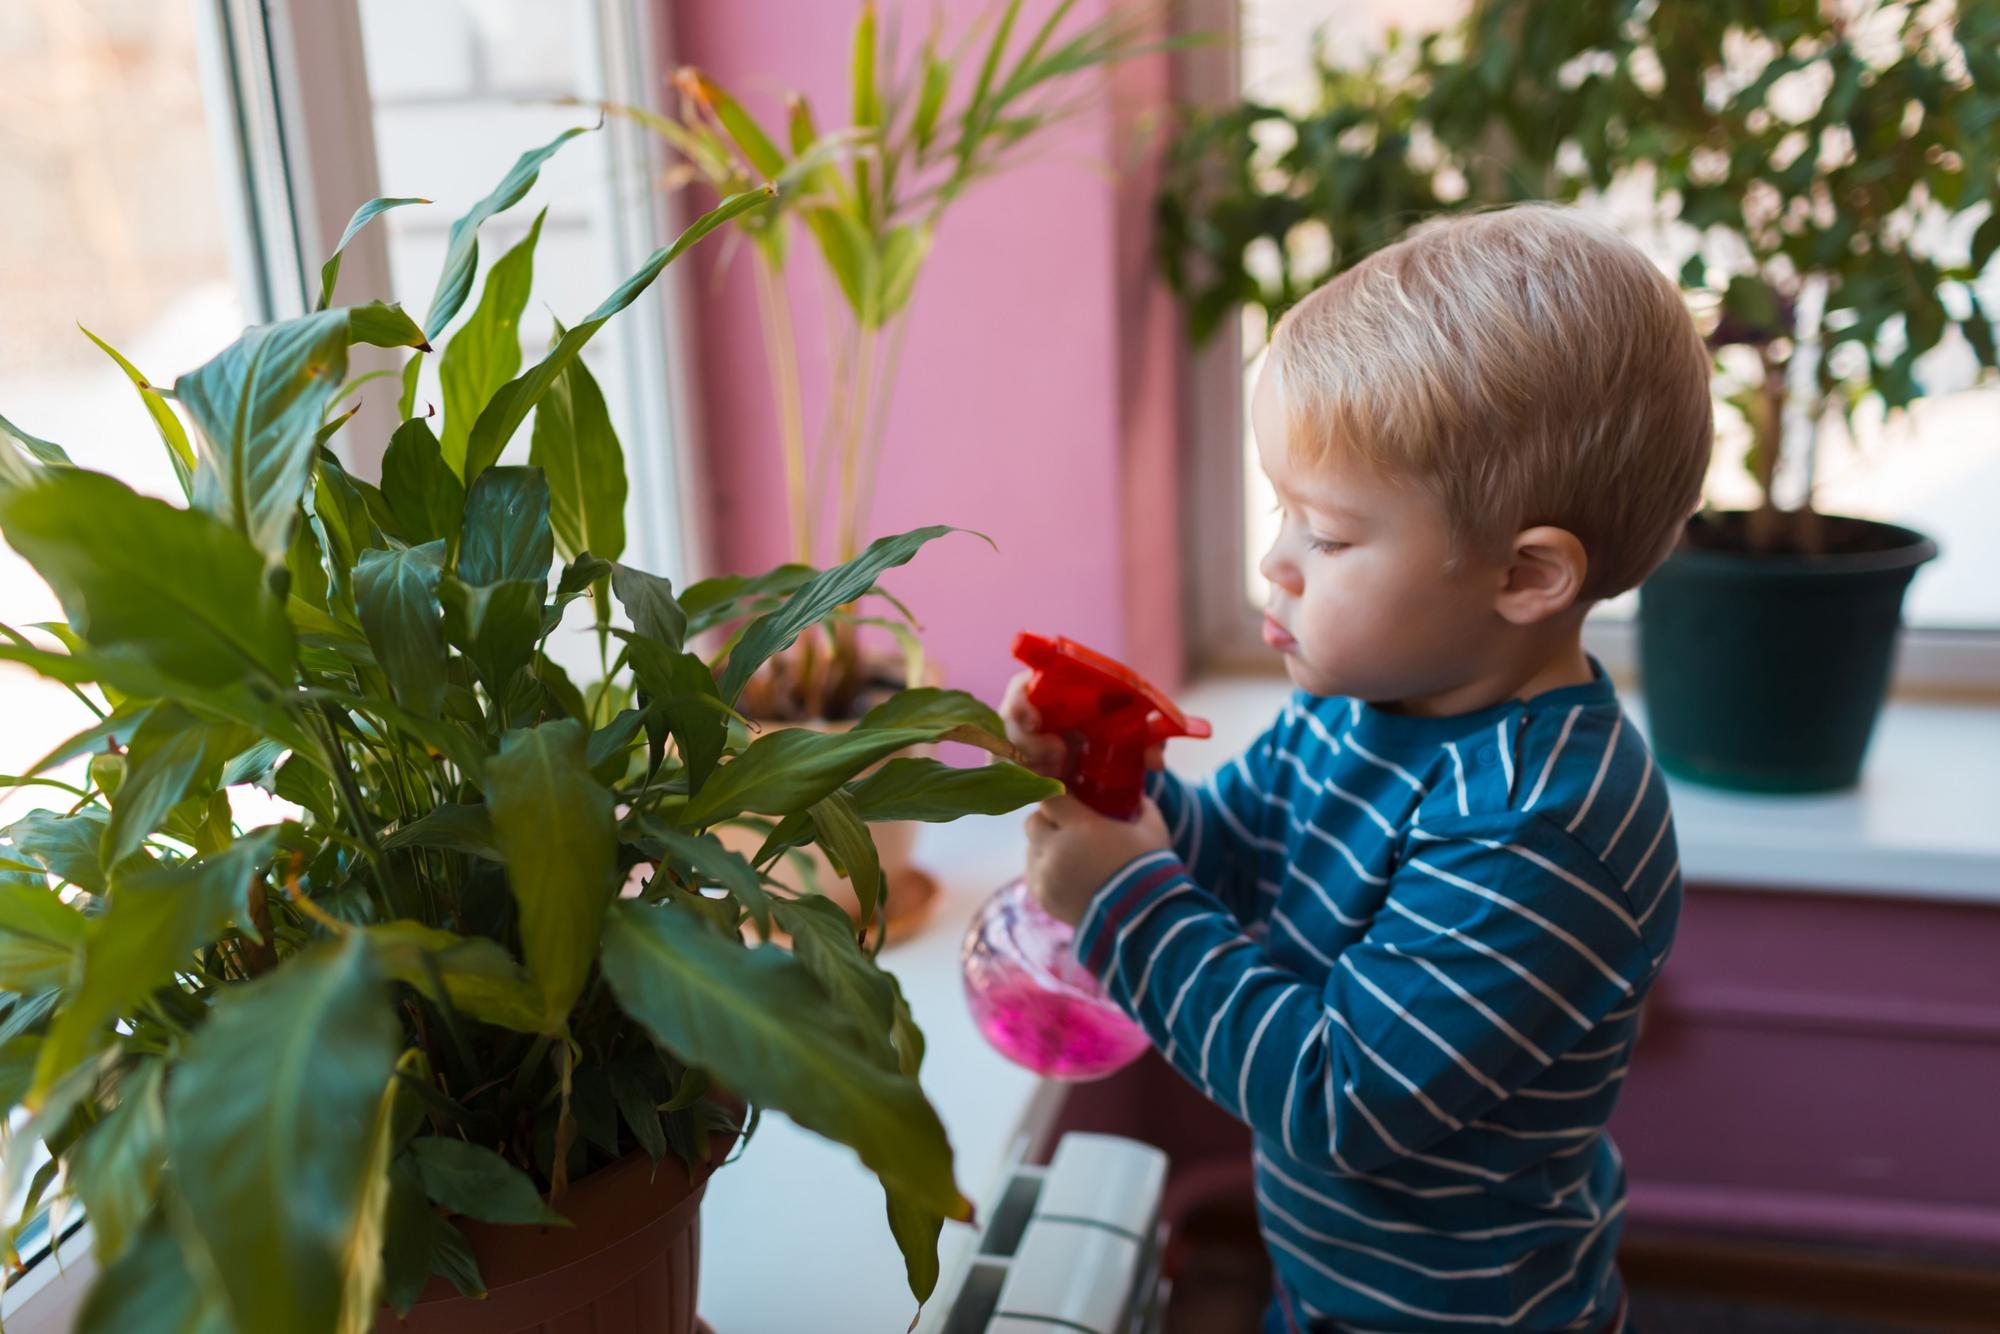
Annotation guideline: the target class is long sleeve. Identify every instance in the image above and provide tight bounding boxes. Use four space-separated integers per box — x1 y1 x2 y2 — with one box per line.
1143 700 1300 925
1072 812 1650 1176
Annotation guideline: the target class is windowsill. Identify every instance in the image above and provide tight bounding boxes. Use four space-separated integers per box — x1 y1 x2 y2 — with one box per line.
1176 675 2000 905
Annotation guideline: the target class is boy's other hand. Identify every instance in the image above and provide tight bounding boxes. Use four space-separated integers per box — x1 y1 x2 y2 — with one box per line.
1024 794 1172 928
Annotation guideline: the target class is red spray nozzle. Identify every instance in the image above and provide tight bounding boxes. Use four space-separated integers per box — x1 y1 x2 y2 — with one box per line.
1012 632 1212 819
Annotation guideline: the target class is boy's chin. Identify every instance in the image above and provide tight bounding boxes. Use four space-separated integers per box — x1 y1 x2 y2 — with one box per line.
1280 652 1343 698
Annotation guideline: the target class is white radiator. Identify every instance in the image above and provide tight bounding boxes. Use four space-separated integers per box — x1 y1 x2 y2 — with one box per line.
921 1133 1171 1334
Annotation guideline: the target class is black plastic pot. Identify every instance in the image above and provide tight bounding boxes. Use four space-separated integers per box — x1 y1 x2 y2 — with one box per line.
1637 512 1938 793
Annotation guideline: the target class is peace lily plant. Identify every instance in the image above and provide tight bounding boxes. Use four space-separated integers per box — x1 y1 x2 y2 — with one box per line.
0 128 1058 1331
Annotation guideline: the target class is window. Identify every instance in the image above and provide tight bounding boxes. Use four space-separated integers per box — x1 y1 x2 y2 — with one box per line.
1184 0 2000 693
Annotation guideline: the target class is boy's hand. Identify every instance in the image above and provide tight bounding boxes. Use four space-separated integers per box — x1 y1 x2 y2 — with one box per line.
1025 794 1172 928
1001 669 1168 778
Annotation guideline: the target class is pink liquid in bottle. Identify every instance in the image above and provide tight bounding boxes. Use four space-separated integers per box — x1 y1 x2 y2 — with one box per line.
961 877 1149 1081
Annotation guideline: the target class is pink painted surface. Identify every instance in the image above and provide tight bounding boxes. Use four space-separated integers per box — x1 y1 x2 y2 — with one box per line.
663 0 1182 710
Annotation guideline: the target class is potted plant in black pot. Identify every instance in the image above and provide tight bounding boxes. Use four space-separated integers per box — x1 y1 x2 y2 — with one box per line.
1156 0 1998 791
0 128 1058 1334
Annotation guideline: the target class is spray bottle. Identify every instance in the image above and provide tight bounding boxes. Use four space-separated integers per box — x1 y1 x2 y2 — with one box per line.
961 632 1212 1080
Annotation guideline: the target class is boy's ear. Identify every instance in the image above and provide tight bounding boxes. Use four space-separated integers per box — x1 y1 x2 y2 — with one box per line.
1494 525 1588 624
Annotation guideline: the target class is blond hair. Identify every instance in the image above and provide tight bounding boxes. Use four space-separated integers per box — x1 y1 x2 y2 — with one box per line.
1268 204 1712 601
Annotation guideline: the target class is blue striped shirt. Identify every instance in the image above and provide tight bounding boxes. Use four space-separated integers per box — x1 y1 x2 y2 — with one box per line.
1073 661 1679 1332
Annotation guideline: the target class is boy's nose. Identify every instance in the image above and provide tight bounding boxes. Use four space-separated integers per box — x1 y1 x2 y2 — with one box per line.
1259 544 1302 594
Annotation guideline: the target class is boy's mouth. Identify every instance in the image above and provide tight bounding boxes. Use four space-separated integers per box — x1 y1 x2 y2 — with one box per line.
1262 616 1297 652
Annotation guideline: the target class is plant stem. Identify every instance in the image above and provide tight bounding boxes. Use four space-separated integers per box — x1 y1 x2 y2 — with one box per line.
1748 343 1787 552
753 254 815 567
308 702 396 915
837 322 881 565
848 304 915 560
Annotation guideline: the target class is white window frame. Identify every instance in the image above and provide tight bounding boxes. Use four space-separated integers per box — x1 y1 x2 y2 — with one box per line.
1176 0 2000 698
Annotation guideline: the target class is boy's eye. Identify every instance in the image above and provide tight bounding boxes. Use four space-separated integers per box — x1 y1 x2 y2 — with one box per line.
1308 536 1349 555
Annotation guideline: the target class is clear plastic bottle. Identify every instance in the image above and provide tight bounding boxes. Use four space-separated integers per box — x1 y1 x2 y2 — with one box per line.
961 877 1150 1081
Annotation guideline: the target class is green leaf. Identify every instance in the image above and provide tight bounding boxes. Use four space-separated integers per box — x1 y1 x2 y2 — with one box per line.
611 563 687 651
429 1216 486 1298
424 128 593 339
809 790 881 925
67 1061 166 1265
104 705 250 863
769 894 900 1067
380 416 466 549
177 309 352 565
458 466 554 588
441 211 545 476
319 196 428 311
631 816 774 936
460 185 774 483
681 563 818 634
530 350 627 565
367 920 543 1034
380 1158 439 1316
348 301 431 351
912 39 951 149
5 806 111 893
307 449 383 610
608 1061 668 1161
382 803 498 859
586 706 649 781
680 725 941 827
76 1211 227 1334
601 899 970 1220
409 1136 568 1226
624 641 726 788
165 934 400 1334
0 408 74 468
878 223 932 322
850 755 1061 822
354 542 449 719
0 879 85 991
887 1190 945 1310
78 326 195 499
858 687 1004 736
399 350 424 420
439 576 543 702
486 720 618 1029
696 71 788 178
717 526 967 704
0 1035 39 1107
0 468 295 690
32 830 279 1103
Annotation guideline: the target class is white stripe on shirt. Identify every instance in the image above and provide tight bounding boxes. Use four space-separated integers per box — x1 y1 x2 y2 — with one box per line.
1408 858 1636 994
1565 716 1624 833
1522 705 1582 811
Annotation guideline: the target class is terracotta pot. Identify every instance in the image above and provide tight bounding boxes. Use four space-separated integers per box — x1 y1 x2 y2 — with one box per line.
378 1139 731 1334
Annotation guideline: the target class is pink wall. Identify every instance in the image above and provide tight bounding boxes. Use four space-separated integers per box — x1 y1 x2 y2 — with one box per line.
663 0 1182 710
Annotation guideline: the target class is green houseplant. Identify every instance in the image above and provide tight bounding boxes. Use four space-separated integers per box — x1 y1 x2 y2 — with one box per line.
1159 0 2000 790
0 128 1059 1333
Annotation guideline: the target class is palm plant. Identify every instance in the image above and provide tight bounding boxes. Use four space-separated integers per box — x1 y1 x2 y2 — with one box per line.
0 127 1059 1331
575 0 1171 720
